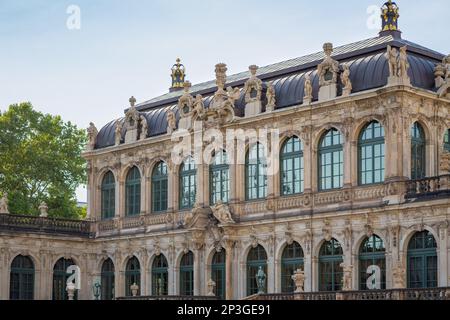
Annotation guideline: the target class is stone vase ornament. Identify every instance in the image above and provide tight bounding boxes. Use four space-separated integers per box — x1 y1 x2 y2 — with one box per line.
207 279 216 297
130 283 139 297
291 269 305 293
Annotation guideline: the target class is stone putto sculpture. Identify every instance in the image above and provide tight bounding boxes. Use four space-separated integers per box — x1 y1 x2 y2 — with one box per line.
139 115 148 141
341 64 352 96
0 194 9 214
211 201 235 225
192 94 206 121
317 43 339 101
114 120 122 146
303 74 313 104
86 122 98 151
385 45 410 85
265 83 276 112
39 201 48 218
166 111 177 134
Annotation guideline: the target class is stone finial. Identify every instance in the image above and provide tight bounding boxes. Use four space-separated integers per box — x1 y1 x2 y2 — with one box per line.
170 58 186 91
317 43 339 101
215 63 228 90
0 194 9 214
249 65 258 77
323 42 333 57
86 122 98 151
183 81 192 93
207 279 216 296
130 283 139 297
266 83 276 112
243 65 263 117
129 96 137 108
66 282 76 300
39 201 48 218
380 0 400 35
341 64 352 97
291 269 305 293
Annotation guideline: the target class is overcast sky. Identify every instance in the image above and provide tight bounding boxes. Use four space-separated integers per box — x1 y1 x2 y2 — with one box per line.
1 0 449 202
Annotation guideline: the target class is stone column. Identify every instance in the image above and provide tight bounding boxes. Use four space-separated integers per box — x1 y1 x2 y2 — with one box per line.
267 255 275 294
140 168 147 214
274 258 280 293
170 266 178 295
193 248 203 296
115 176 121 218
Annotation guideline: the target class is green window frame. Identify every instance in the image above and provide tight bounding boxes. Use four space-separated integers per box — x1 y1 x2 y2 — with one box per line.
319 239 343 292
210 150 230 205
407 231 437 289
319 129 343 191
180 251 194 296
179 157 197 210
359 235 386 290
281 242 304 293
411 122 426 180
101 259 115 300
211 250 226 299
444 129 450 152
152 255 168 296
246 245 267 296
101 171 115 220
280 137 304 196
246 143 267 200
10 255 34 300
53 258 77 300
358 121 385 185
125 167 141 216
125 257 141 297
152 162 168 213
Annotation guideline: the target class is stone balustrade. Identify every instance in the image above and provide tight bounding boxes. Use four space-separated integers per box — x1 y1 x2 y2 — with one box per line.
406 175 450 199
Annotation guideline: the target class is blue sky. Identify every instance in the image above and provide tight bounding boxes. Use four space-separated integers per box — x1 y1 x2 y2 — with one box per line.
0 0 449 201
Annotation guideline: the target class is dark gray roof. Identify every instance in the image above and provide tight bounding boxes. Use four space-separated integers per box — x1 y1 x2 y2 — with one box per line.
95 34 444 150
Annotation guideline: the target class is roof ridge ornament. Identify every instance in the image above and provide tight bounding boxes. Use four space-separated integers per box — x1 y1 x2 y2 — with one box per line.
379 0 401 38
170 58 186 92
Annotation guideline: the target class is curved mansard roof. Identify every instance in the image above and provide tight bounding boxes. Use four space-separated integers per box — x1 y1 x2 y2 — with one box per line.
95 34 444 150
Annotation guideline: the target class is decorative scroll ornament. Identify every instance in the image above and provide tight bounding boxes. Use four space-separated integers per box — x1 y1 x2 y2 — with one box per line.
244 65 262 104
178 81 194 118
317 43 339 87
206 63 236 125
86 122 98 151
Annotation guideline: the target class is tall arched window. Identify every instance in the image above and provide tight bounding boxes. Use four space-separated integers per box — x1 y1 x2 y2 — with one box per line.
210 150 230 205
101 259 115 300
319 239 343 292
53 258 76 300
152 255 168 296
211 250 226 299
280 137 304 196
125 257 141 297
152 161 168 213
246 143 267 200
281 242 304 293
358 121 385 185
101 171 115 219
125 167 141 216
179 157 197 210
411 122 426 180
407 231 437 288
10 255 34 300
319 129 343 190
180 251 194 296
359 235 386 290
444 129 450 152
246 245 267 296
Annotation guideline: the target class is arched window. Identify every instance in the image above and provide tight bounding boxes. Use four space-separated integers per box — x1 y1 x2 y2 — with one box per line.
152 255 168 296
444 129 450 152
407 231 437 288
281 242 304 293
152 161 168 213
211 250 226 299
179 157 197 210
280 137 304 196
319 239 343 292
359 235 386 290
53 258 77 300
125 257 141 297
319 129 343 190
210 150 230 205
358 121 385 185
101 259 115 300
411 122 426 180
125 167 141 216
247 245 267 296
10 255 34 300
101 171 115 219
180 251 194 296
246 143 267 200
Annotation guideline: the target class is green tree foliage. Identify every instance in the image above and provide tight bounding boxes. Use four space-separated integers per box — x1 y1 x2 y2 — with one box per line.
0 102 87 219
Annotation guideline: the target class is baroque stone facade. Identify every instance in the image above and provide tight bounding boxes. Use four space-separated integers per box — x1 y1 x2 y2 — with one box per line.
1 1 450 300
